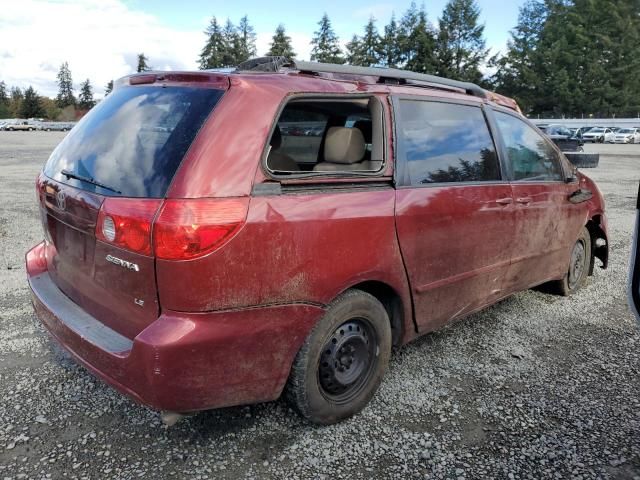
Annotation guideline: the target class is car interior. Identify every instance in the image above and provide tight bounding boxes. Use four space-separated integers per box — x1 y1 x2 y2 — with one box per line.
265 97 384 174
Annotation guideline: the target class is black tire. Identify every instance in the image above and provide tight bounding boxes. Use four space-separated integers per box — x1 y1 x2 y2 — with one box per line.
285 289 392 425
548 227 592 296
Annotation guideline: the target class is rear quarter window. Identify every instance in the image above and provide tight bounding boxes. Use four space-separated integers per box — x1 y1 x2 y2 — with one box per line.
44 85 224 198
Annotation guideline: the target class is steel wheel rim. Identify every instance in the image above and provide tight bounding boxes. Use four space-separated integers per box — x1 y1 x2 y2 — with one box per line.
568 239 587 289
317 318 378 404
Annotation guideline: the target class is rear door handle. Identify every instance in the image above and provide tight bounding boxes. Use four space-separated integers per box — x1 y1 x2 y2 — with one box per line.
516 197 533 205
496 197 513 205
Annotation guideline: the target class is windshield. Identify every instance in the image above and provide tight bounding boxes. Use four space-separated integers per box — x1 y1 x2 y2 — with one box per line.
619 129 635 134
43 85 224 198
589 128 605 133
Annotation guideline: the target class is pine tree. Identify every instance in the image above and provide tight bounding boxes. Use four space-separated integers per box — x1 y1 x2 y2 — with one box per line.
78 79 96 110
105 80 114 96
20 86 44 118
221 19 242 67
489 0 548 113
346 35 363 65
267 24 296 58
435 0 488 82
360 17 383 66
237 15 257 62
199 17 226 69
9 87 23 117
137 53 150 72
0 81 9 118
399 3 437 73
310 14 345 64
382 14 401 68
56 62 76 108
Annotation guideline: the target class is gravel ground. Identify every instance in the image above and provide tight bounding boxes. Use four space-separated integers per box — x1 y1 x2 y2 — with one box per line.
0 131 639 479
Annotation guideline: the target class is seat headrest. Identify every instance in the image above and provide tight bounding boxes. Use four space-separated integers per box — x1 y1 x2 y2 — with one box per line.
324 127 365 164
270 125 282 150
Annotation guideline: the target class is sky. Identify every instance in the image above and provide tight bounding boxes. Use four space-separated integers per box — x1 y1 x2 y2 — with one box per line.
0 0 525 98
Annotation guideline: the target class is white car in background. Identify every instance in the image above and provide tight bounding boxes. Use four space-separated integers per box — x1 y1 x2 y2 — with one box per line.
613 128 640 144
582 127 615 143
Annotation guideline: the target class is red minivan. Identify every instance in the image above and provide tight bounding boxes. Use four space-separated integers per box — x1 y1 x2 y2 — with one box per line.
26 59 608 425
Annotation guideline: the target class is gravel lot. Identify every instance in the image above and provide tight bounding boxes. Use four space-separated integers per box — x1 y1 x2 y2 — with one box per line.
0 131 639 479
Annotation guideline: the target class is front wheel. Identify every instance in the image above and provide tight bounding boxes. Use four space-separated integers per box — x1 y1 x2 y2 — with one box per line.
549 227 592 296
285 289 391 425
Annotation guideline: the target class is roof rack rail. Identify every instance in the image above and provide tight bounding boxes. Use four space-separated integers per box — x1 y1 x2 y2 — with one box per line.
234 57 487 100
235 56 293 72
292 60 487 99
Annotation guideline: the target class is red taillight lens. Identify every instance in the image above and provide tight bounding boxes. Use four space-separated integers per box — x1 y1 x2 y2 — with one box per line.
96 199 162 256
153 198 249 260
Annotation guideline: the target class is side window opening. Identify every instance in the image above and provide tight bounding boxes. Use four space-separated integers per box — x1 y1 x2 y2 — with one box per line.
266 97 384 175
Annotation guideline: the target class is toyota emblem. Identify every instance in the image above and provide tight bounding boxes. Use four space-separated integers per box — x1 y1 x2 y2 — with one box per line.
56 190 66 210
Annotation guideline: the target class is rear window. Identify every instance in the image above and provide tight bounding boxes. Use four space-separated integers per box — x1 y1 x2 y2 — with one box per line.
43 85 223 198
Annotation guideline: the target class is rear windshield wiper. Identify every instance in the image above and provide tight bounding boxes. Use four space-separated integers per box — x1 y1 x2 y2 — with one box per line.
60 169 122 194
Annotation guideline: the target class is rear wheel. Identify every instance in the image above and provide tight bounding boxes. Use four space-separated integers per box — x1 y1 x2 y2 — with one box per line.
285 289 391 425
549 227 592 296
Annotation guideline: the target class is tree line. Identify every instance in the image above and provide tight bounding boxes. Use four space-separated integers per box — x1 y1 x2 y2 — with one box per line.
0 53 150 120
3 0 638 120
199 0 640 117
199 1 488 83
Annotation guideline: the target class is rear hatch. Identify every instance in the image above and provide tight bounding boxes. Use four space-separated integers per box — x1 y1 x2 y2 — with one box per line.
38 81 225 339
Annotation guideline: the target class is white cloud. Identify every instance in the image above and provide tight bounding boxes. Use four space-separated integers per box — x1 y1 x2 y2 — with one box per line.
0 0 202 97
0 0 319 98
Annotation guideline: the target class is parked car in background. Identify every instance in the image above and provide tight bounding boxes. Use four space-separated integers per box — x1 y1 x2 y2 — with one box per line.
2 120 35 131
38 122 74 132
613 128 640 144
582 127 615 143
574 126 594 138
544 124 584 151
26 59 609 425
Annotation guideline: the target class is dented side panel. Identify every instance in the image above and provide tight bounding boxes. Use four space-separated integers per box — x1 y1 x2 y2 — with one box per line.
155 189 412 327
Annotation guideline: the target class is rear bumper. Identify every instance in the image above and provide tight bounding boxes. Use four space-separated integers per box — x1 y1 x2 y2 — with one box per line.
26 242 323 412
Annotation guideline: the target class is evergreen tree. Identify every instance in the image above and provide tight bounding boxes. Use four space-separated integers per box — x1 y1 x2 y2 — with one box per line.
9 87 23 117
136 53 151 72
0 81 9 118
267 24 296 58
199 17 226 69
310 13 345 64
105 80 114 96
56 62 76 108
0 81 8 105
435 0 488 82
222 19 242 66
382 14 401 68
20 86 44 118
489 0 548 113
78 79 96 110
237 15 257 61
345 35 363 65
359 17 383 66
398 3 437 73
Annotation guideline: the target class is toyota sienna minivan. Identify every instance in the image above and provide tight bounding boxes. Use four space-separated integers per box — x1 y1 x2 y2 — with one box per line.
26 58 608 425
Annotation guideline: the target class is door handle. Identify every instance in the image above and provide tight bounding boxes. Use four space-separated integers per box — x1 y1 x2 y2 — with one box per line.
496 197 513 205
516 197 532 205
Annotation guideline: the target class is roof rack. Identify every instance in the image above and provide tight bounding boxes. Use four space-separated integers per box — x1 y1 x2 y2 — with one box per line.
234 57 487 100
293 60 487 99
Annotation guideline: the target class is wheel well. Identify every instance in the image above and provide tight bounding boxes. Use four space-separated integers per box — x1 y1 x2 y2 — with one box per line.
350 281 404 346
586 215 608 274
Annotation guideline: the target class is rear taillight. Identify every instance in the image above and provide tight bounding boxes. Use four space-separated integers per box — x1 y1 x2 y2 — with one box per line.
153 198 249 260
96 199 162 256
